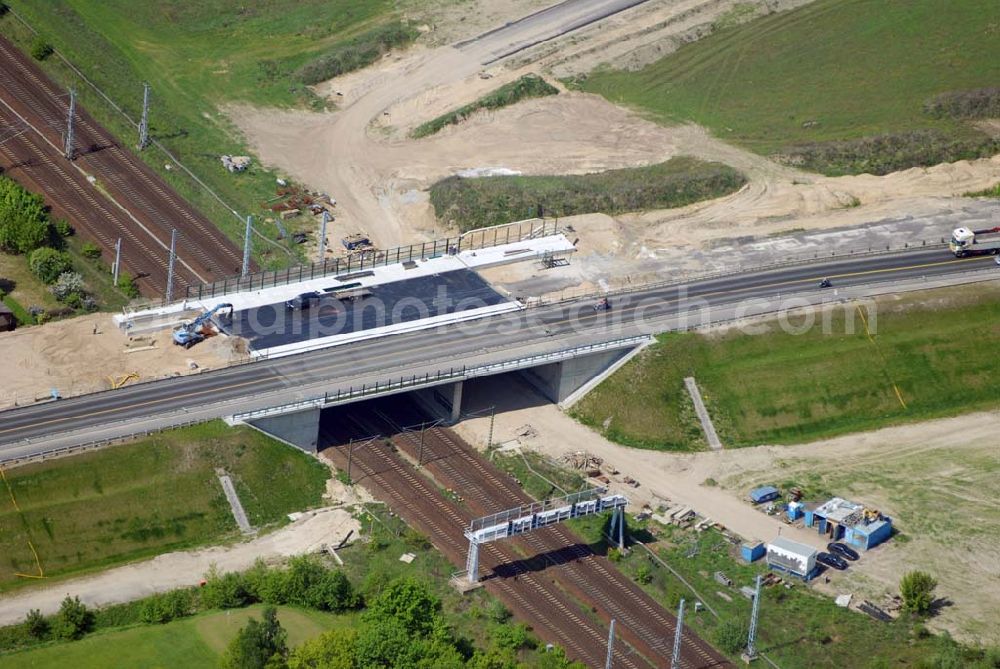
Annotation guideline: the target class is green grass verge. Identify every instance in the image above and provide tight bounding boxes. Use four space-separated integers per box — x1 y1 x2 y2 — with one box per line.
491 450 586 501
0 421 328 591
573 286 1000 450
0 604 344 669
578 0 1000 175
0 0 404 269
430 156 746 231
412 74 558 138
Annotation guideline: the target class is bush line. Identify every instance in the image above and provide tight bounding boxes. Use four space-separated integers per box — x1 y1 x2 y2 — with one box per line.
296 22 418 85
429 156 747 231
411 74 559 139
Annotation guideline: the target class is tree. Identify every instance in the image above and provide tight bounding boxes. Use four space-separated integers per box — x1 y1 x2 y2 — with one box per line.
24 608 49 639
54 595 92 640
221 606 288 669
354 618 420 669
288 628 356 669
363 577 441 636
28 248 72 284
900 570 938 616
0 177 51 254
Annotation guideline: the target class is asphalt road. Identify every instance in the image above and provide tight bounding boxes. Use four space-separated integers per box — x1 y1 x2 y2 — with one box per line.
229 269 506 350
1 246 993 451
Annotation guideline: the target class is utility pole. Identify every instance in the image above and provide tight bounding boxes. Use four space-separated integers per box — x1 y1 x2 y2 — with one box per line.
418 422 426 466
242 215 253 277
670 599 685 669
743 574 763 663
487 405 496 450
165 229 177 303
137 82 151 150
112 238 122 286
64 88 76 160
318 210 328 263
346 438 355 484
604 618 616 669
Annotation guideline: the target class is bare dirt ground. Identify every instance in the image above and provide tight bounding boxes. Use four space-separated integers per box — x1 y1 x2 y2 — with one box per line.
453 375 1000 644
229 0 1000 289
0 313 238 410
0 507 360 626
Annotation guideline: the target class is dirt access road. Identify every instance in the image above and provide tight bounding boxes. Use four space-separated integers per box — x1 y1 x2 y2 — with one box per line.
0 507 359 626
453 374 1000 645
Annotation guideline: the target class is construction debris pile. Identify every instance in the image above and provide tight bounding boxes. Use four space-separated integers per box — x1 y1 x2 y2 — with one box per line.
220 155 251 172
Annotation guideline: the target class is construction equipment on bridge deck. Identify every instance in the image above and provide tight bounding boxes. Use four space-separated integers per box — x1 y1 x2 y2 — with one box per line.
172 303 233 349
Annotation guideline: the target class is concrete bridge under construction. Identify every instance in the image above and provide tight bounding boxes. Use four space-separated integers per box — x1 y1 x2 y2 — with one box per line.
0 242 995 464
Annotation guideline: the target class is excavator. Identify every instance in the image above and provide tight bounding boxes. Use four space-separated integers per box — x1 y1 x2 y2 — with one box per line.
172 303 233 349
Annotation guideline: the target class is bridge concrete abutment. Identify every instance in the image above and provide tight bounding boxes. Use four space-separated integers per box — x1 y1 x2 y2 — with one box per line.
242 406 321 454
410 381 464 424
519 347 630 404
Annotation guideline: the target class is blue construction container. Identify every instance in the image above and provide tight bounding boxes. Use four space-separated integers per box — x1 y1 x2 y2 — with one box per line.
749 486 780 504
741 542 765 562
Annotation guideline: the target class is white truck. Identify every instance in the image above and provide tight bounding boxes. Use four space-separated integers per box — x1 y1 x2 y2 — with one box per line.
949 226 1000 257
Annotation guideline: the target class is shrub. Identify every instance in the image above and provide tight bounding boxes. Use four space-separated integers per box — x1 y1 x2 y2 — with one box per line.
924 87 1000 120
81 241 101 259
296 22 418 85
776 130 1000 177
486 600 511 624
53 596 92 640
713 618 748 655
53 218 73 238
900 570 937 616
429 157 747 231
28 248 72 284
29 37 53 61
24 609 48 639
221 606 287 669
118 272 140 299
201 568 252 610
492 623 531 651
412 74 558 138
634 564 653 585
140 590 193 624
50 271 84 301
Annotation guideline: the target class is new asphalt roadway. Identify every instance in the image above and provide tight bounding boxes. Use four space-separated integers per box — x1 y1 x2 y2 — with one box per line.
1 245 995 458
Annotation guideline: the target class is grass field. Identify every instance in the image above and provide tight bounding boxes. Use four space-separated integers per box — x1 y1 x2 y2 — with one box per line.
579 0 1000 175
430 156 746 230
412 74 559 138
0 604 346 669
0 422 328 591
573 286 1000 450
0 1 405 268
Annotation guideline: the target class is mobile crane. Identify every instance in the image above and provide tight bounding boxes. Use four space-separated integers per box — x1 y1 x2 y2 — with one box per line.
172 303 233 349
949 226 1000 257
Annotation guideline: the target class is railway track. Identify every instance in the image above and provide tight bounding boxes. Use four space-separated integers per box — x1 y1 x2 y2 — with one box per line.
0 35 247 294
320 412 651 669
372 402 730 669
0 103 177 294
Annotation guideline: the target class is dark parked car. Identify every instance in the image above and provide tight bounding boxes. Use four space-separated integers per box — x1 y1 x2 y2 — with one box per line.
827 542 860 561
817 551 848 571
285 291 322 310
